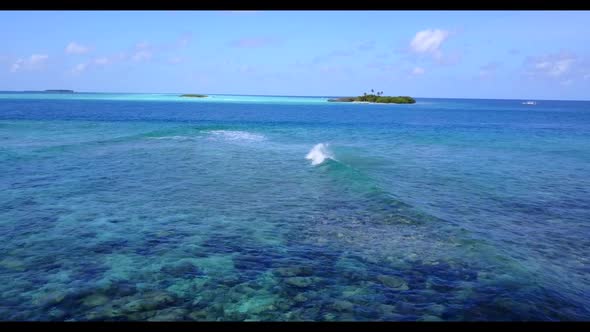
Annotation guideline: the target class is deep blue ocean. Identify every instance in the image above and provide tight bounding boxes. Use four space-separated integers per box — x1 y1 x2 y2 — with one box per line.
1 92 589 321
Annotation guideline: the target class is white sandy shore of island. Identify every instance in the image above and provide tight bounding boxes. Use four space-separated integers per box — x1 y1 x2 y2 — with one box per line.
331 101 407 105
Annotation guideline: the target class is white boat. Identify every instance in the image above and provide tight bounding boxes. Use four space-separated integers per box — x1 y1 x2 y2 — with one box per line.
522 101 537 105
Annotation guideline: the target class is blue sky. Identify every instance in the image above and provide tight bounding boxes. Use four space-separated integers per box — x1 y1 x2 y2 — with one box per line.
1 10 589 100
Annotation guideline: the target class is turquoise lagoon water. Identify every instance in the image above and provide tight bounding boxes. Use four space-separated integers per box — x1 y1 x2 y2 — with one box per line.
0 92 589 321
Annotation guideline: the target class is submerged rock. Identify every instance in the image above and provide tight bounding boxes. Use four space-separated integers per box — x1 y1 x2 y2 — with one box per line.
426 303 446 315
187 310 208 320
274 266 314 277
85 310 106 321
276 300 292 311
377 275 409 291
293 293 308 303
160 261 203 278
147 308 188 321
341 286 371 299
33 291 67 307
395 302 417 315
100 280 137 297
146 291 176 305
284 277 316 288
379 304 397 314
219 276 241 286
426 276 454 292
0 258 26 271
122 291 176 312
323 313 336 321
231 284 256 295
331 300 354 312
84 305 125 320
84 306 124 321
127 310 158 320
48 308 67 320
82 293 109 307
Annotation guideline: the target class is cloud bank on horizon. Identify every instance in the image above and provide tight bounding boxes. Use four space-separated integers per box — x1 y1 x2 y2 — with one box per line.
0 10 589 100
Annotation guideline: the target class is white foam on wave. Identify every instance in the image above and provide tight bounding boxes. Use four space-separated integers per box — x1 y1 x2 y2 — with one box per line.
306 143 334 166
206 130 265 142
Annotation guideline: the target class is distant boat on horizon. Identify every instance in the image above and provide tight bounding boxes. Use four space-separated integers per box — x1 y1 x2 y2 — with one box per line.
522 101 537 105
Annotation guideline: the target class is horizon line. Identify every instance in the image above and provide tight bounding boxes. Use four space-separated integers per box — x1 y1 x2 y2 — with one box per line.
0 90 588 102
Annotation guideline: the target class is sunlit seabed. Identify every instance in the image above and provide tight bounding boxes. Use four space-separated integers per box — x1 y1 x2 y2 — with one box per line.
0 93 589 321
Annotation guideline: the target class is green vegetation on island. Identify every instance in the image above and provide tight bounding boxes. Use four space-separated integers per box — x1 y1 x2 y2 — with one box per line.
44 89 74 93
180 94 208 98
328 89 415 104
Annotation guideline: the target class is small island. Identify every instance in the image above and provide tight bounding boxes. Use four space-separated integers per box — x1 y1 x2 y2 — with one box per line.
328 89 415 104
180 94 208 98
44 89 75 93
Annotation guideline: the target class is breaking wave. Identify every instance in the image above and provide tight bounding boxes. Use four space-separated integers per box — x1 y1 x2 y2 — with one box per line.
306 143 335 166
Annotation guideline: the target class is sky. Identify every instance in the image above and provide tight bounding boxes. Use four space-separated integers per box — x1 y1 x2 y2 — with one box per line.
1 10 589 100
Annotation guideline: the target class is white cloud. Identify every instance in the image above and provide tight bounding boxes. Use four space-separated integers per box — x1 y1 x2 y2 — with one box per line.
96 36 191 66
410 29 450 57
526 53 576 78
90 54 124 68
131 42 152 62
65 42 90 55
132 50 152 62
522 52 590 86
94 57 110 65
550 59 574 77
68 55 116 75
535 61 549 69
71 63 87 75
412 67 425 75
10 54 49 72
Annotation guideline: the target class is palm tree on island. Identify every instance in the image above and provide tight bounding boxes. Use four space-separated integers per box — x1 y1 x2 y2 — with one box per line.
328 89 416 104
